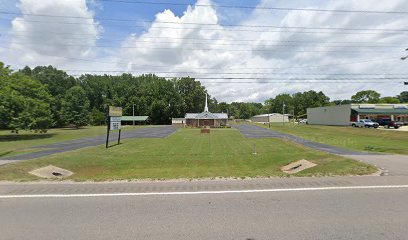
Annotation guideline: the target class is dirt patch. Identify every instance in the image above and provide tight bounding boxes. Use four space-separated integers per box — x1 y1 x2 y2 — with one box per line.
281 159 317 174
29 165 73 179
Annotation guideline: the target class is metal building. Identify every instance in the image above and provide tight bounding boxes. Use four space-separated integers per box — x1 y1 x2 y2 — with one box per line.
307 104 408 126
250 113 289 123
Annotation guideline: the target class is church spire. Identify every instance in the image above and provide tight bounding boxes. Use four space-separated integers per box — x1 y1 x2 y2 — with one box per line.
204 94 209 112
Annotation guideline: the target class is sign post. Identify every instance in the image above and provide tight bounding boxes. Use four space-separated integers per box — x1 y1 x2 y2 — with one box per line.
106 106 122 148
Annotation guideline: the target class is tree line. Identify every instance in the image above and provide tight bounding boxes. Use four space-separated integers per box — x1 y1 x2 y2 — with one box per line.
0 62 407 131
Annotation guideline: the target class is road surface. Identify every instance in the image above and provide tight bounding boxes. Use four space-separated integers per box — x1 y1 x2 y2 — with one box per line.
0 126 176 165
1 176 408 240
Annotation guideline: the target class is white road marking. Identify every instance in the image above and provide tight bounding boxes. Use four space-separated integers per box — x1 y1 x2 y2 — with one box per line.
1 185 408 199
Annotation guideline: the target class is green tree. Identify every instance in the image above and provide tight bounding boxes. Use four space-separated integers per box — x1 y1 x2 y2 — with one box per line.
0 62 53 131
397 91 408 103
351 90 381 103
292 90 330 117
379 97 400 104
150 99 170 124
175 77 206 113
331 99 352 105
61 86 91 128
20 66 76 127
90 108 106 126
264 94 293 114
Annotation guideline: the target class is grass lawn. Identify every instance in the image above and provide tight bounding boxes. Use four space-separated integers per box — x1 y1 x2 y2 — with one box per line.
258 123 408 155
0 125 146 158
0 128 376 181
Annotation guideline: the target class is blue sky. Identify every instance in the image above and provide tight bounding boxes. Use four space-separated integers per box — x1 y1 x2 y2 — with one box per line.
90 0 261 46
0 0 261 56
0 0 407 102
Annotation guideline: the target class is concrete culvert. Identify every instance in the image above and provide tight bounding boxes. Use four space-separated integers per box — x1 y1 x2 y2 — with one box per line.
281 160 316 174
29 165 73 178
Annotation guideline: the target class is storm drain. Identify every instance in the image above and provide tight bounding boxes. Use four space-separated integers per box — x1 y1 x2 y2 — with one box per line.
29 165 73 179
281 159 317 174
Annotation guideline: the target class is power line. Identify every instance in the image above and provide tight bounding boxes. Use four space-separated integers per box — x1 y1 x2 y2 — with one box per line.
0 46 398 70
94 0 408 15
189 77 407 80
56 69 408 76
2 41 402 52
199 81 404 84
5 31 404 44
2 37 403 49
1 11 408 32
8 69 407 81
1 17 407 34
8 64 407 76
8 72 405 83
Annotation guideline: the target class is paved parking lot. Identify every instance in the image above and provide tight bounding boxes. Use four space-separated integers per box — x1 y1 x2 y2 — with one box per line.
233 124 408 176
0 126 176 163
233 124 373 155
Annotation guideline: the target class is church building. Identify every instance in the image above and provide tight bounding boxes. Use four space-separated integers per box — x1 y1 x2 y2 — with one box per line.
184 95 228 128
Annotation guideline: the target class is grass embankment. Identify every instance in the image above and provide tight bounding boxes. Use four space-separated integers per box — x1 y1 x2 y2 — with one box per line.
0 125 145 158
259 123 408 155
0 128 376 181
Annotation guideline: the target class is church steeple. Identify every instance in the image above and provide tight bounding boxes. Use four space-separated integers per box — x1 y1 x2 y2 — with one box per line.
204 94 209 112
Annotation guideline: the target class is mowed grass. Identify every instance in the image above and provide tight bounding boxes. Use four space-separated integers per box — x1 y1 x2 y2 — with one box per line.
0 128 376 181
0 125 146 158
259 123 408 155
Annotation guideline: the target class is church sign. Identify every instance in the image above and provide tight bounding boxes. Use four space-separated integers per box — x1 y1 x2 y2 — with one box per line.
108 106 123 117
106 106 123 148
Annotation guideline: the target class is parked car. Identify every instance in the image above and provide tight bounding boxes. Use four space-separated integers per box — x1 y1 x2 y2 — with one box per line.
374 118 403 129
351 119 379 128
298 119 308 124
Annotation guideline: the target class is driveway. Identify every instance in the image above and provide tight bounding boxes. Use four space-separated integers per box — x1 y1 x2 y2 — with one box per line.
232 124 372 155
233 124 408 176
0 126 176 164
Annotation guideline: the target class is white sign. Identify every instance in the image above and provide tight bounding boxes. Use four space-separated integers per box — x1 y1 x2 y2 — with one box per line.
110 116 121 130
110 116 122 122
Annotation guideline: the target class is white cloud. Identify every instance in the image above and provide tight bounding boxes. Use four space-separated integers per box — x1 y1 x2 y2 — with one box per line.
5 0 102 67
3 0 408 102
115 0 408 102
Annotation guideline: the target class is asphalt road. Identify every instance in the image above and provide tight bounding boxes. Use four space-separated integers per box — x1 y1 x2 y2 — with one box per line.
0 126 176 164
1 176 408 240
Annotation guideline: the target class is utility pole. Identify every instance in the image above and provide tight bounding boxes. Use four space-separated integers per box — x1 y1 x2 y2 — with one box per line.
282 102 285 126
132 104 135 127
401 49 408 85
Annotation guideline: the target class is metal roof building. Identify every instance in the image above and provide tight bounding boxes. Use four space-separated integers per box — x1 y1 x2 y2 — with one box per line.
184 95 228 127
251 113 289 123
307 104 408 126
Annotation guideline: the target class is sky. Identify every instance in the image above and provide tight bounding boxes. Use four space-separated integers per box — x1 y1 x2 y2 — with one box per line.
0 0 407 103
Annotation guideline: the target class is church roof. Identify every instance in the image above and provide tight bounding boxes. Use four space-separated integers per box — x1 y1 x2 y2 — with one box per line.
184 93 228 119
185 112 228 119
